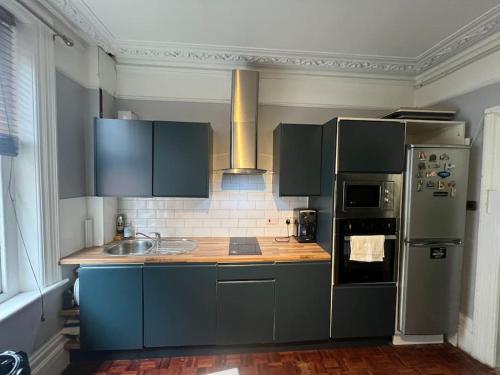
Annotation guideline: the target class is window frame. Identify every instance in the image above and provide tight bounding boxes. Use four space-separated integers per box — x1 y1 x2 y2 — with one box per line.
0 0 61 304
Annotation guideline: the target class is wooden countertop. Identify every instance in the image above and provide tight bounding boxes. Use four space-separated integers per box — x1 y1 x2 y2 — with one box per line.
59 237 331 265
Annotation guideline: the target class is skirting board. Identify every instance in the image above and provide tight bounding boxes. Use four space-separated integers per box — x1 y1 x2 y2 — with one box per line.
392 334 444 346
30 331 69 375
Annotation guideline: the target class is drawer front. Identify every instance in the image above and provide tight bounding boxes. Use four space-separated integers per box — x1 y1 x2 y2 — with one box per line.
217 263 275 280
331 284 396 339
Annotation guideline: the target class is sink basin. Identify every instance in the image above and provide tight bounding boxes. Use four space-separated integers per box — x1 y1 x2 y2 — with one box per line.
104 239 154 256
156 238 197 254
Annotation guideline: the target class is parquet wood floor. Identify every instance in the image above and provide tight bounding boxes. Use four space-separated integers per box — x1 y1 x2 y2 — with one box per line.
63 344 499 375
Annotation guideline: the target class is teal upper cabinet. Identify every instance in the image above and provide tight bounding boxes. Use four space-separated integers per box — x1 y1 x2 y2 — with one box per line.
273 123 322 196
336 119 406 173
95 119 153 197
95 119 212 197
153 121 212 197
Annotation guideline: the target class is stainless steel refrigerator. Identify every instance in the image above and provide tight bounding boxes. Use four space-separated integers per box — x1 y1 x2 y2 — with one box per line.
399 145 470 335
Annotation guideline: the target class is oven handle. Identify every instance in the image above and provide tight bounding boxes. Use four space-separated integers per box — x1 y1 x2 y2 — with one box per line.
404 239 463 247
344 235 398 241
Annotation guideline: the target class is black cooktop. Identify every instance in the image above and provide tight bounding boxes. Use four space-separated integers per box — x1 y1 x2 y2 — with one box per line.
229 237 262 255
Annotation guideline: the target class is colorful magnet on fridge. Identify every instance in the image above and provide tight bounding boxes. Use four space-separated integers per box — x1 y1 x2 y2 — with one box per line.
438 180 446 190
419 152 427 161
426 171 437 177
426 181 436 189
440 153 450 160
429 154 437 162
438 171 451 178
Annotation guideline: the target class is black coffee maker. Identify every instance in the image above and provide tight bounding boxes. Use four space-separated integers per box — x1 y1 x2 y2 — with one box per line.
293 208 317 243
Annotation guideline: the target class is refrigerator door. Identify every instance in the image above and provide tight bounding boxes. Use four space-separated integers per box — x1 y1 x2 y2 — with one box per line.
399 241 463 334
404 146 470 240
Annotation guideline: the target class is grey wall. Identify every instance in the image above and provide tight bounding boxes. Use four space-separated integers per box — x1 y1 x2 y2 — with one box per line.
0 282 68 354
433 80 500 319
56 71 87 198
115 98 387 170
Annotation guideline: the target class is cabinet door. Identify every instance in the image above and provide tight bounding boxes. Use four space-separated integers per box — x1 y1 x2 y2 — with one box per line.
143 264 217 347
95 119 153 196
79 265 143 350
153 121 211 197
217 280 275 345
337 119 406 173
331 284 396 338
273 123 322 196
275 262 331 342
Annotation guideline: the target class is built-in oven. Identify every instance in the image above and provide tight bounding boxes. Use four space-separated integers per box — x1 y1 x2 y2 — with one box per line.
335 173 402 219
334 218 398 284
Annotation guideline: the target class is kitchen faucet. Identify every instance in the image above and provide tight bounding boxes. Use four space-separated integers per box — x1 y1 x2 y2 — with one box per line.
136 232 161 250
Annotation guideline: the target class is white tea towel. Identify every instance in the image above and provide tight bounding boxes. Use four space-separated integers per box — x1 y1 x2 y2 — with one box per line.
349 235 385 262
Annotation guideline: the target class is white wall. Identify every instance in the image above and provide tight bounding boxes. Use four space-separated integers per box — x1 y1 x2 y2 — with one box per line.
116 65 415 109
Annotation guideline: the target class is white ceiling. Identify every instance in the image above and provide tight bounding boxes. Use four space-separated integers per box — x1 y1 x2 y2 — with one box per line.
47 0 500 76
82 0 500 58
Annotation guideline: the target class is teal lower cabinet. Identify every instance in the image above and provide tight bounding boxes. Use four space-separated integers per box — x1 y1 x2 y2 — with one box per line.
274 262 331 342
79 261 332 351
79 265 143 350
143 264 217 347
216 280 275 345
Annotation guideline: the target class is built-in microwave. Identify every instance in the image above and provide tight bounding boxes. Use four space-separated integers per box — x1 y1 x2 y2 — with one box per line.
335 173 402 219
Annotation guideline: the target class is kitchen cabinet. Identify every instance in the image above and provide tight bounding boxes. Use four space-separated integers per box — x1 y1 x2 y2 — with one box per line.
153 121 212 197
331 284 396 339
275 262 331 342
217 280 275 345
273 123 322 196
216 264 276 345
143 264 217 347
336 119 406 173
95 119 212 197
79 265 143 350
95 119 153 196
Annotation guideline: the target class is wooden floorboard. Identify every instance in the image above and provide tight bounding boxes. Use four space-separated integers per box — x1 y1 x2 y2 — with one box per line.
63 343 499 375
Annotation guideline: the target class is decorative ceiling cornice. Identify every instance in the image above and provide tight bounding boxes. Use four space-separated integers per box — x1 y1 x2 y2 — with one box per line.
414 4 500 73
45 0 500 78
114 43 418 76
44 0 114 53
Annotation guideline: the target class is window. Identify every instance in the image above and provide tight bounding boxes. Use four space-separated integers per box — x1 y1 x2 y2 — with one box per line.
0 4 19 303
0 3 61 305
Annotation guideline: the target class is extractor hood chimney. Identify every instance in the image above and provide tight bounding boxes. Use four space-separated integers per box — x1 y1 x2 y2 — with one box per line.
223 70 266 175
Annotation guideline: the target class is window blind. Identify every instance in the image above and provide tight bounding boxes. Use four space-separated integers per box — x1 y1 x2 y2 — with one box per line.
0 6 17 157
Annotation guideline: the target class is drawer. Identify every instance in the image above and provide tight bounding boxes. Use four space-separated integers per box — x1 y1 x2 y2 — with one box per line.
217 263 275 281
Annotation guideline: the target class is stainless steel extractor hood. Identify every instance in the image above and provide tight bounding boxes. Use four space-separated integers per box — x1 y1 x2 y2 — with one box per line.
223 70 266 175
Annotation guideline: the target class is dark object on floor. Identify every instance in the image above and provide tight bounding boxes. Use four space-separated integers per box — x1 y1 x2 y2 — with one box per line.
62 343 497 375
0 351 30 375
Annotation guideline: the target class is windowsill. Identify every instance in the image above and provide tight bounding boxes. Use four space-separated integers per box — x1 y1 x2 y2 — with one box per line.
0 278 69 324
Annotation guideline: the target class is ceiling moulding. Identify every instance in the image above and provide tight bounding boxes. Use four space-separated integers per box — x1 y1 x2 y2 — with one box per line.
45 0 114 53
113 43 418 76
414 4 500 73
45 1 500 79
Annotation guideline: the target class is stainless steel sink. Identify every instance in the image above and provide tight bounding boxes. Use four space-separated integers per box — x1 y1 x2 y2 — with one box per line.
104 239 154 256
156 238 197 254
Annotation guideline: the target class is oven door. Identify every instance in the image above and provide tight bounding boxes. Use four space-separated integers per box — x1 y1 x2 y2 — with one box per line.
335 173 402 219
336 234 397 285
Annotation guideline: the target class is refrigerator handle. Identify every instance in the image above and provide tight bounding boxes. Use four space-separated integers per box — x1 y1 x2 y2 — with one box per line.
405 239 463 247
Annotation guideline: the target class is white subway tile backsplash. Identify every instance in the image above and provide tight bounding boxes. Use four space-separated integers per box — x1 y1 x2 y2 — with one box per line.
117 172 307 237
